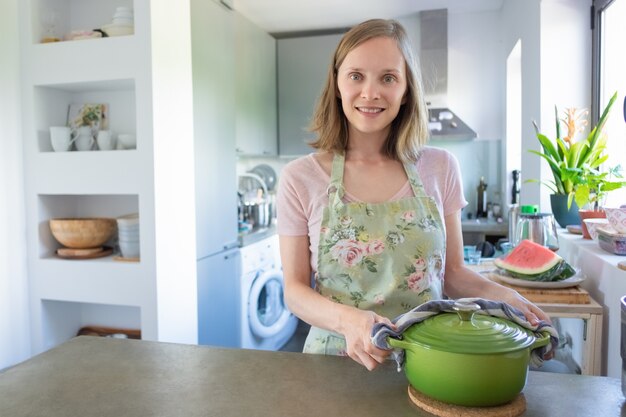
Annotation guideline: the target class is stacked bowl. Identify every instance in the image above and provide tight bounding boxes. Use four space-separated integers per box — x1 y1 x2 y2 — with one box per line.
117 213 140 259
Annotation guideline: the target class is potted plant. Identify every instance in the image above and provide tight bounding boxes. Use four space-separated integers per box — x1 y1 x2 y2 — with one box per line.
528 91 625 230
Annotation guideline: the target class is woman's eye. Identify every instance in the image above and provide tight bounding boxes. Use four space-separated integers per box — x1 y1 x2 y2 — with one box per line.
349 73 362 81
383 75 396 83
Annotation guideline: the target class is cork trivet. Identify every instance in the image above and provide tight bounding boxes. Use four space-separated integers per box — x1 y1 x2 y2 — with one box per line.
618 261 626 271
407 385 526 417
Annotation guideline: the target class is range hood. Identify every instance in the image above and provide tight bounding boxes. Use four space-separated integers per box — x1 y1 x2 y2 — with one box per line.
419 9 478 141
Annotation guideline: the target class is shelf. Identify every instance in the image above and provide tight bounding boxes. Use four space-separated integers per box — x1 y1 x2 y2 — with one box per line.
32 80 137 153
32 152 144 194
33 260 144 305
32 0 135 45
27 37 141 86
37 194 140 258
40 300 140 352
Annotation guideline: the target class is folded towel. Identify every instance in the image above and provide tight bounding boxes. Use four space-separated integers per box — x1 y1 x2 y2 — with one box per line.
371 297 559 372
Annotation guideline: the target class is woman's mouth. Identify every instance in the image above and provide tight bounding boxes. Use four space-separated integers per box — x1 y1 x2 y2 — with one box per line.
356 107 384 114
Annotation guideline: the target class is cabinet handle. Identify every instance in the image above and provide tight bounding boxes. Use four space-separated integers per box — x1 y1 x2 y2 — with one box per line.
223 241 239 251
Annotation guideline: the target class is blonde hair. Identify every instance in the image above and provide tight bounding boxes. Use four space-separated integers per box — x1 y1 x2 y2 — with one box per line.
308 19 430 163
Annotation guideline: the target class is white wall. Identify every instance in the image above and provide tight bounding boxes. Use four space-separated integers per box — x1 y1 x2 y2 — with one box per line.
501 0 591 212
0 0 31 369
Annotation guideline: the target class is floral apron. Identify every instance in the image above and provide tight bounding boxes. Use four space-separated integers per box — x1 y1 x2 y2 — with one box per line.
303 152 446 355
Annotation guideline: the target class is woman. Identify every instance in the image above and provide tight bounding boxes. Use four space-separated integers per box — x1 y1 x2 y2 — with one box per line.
277 19 550 371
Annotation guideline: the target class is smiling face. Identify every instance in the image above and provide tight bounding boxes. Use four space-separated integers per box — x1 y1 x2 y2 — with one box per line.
336 36 408 142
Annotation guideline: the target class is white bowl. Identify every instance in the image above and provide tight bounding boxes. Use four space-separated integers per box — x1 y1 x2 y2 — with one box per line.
101 23 134 37
119 240 140 258
112 17 134 26
117 213 139 227
604 207 626 234
117 133 136 149
583 218 609 240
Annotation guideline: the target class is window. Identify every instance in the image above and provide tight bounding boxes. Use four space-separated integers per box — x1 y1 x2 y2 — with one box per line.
593 0 626 206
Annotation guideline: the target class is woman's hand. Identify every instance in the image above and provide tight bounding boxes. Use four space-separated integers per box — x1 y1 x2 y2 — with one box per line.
337 307 396 371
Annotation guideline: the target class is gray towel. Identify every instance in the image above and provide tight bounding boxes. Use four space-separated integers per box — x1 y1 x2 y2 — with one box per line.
371 297 559 371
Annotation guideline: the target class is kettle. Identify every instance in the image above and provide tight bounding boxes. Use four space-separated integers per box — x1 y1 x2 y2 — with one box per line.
514 206 559 251
238 173 272 230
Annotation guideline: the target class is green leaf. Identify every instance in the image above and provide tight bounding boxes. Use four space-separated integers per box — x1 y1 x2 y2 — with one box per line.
574 185 590 209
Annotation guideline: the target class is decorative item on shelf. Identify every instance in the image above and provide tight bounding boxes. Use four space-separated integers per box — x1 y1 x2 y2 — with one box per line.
527 91 625 229
77 326 141 339
101 6 135 37
49 218 117 259
40 9 60 43
67 103 109 151
66 30 103 41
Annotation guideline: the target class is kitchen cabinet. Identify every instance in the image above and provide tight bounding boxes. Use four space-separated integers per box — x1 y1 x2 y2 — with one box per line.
235 13 277 157
277 33 343 156
197 248 241 347
192 0 238 258
19 0 200 354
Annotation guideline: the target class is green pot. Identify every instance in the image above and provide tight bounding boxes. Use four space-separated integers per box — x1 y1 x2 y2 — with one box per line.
387 300 550 407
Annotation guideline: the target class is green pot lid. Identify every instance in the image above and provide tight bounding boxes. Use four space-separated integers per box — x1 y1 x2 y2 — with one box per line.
402 301 538 354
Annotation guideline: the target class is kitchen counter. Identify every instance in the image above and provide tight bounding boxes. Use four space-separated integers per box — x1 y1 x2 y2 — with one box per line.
557 229 626 378
461 218 508 234
238 222 277 247
0 336 623 416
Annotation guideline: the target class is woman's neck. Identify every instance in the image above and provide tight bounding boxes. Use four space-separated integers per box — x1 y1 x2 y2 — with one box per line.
345 127 390 162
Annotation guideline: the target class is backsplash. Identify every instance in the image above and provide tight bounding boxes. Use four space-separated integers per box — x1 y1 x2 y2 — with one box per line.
237 139 503 220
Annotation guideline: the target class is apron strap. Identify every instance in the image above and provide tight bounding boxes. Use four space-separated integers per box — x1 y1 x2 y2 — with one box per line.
403 156 427 197
329 152 429 201
327 153 346 204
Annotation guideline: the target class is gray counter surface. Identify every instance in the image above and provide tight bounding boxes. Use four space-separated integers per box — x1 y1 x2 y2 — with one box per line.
0 336 623 417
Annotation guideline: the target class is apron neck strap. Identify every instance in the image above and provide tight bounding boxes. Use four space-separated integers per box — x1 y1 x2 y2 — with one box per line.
328 151 426 199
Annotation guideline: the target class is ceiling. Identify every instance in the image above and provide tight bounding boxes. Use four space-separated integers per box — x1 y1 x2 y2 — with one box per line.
232 0 504 34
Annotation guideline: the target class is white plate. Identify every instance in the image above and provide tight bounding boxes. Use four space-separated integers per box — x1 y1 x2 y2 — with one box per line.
489 272 585 289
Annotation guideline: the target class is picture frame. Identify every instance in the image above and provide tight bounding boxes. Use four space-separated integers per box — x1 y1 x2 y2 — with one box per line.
67 103 109 133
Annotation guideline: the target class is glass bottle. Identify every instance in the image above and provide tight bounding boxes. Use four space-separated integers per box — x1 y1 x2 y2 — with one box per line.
477 177 488 218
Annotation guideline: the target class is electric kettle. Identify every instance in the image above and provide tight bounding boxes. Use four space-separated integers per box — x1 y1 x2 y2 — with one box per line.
514 205 559 251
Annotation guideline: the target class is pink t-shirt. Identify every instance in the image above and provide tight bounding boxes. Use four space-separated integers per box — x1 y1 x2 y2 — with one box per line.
277 147 468 272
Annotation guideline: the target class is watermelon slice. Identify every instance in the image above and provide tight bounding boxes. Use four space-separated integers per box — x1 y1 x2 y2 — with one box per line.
493 239 576 282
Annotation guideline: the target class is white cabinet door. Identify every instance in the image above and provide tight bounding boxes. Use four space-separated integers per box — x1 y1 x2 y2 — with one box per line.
197 248 242 348
235 14 277 156
192 0 238 258
277 34 343 156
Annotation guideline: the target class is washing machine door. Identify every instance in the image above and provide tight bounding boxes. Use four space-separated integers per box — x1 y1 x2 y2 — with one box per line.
248 268 293 338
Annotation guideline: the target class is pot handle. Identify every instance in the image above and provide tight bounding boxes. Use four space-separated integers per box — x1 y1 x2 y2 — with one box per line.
531 331 552 350
386 337 412 351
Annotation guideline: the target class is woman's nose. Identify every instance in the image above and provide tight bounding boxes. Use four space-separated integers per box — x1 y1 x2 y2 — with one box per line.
360 80 380 100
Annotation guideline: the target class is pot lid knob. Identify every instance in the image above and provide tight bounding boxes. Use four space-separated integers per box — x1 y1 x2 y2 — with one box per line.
452 300 480 322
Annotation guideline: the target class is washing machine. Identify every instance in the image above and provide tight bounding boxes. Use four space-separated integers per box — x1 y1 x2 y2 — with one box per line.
240 234 298 350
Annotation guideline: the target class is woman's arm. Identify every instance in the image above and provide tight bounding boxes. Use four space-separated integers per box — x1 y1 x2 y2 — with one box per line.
280 234 395 370
442 210 551 325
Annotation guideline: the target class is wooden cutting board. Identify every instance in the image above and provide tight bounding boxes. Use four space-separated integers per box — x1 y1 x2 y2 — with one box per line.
466 263 590 304
485 272 590 304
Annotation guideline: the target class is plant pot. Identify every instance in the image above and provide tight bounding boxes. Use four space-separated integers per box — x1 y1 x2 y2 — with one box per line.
387 300 550 407
550 194 581 228
578 209 606 239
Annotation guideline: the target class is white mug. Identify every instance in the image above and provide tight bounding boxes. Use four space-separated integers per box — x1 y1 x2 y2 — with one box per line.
49 126 73 152
74 126 95 151
97 130 116 151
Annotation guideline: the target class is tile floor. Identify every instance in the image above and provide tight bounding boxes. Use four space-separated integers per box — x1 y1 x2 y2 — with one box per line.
279 319 310 353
